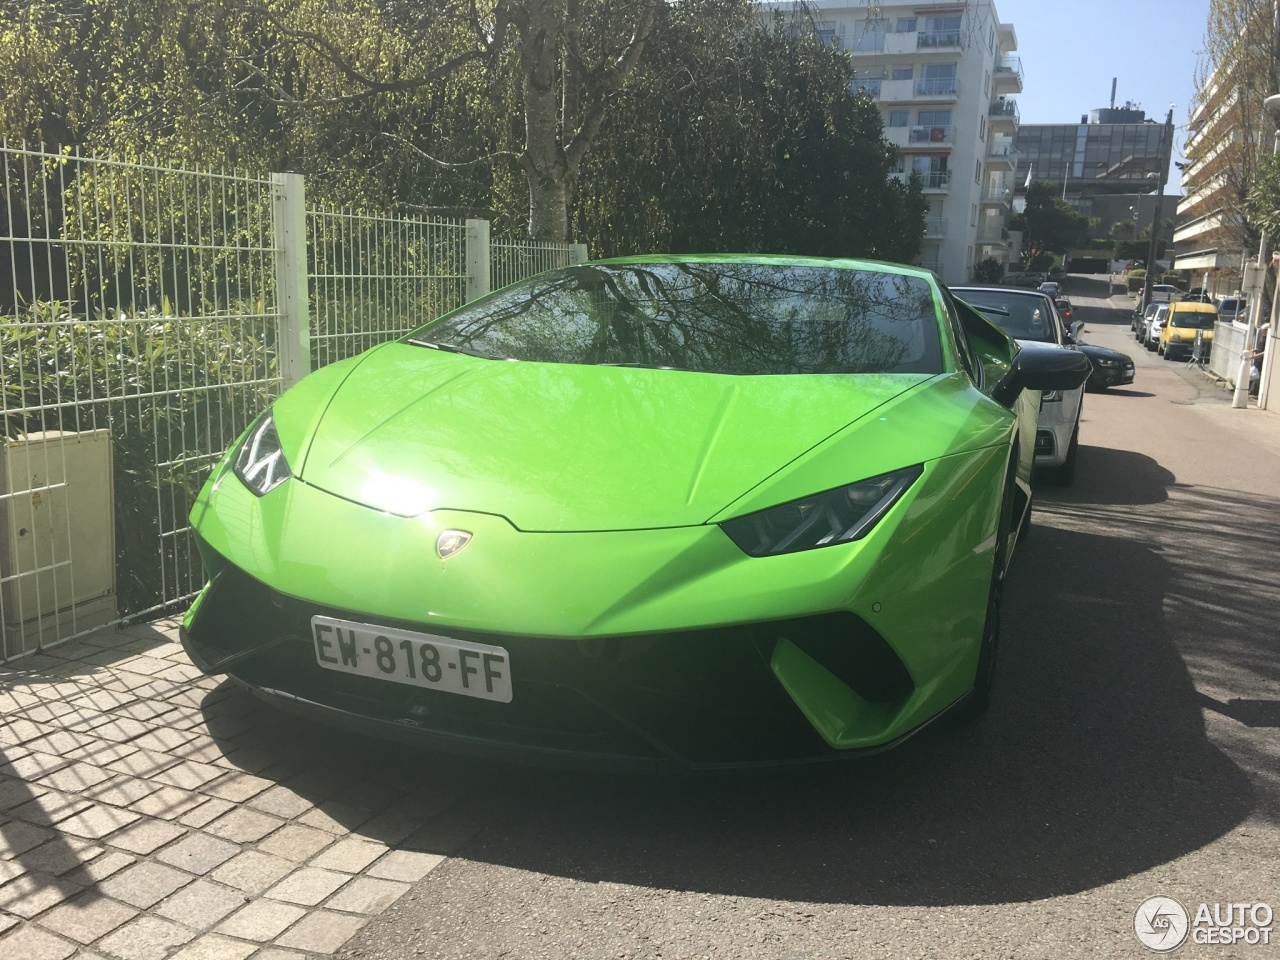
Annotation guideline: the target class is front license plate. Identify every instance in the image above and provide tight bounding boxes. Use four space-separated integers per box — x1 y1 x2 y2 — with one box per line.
311 616 512 703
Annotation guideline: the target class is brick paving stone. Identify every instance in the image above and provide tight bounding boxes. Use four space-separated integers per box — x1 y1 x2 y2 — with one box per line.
205 809 283 844
153 760 227 792
33 761 115 794
130 786 209 822
272 909 366 954
19 838 103 877
98 861 193 909
154 879 246 928
0 858 27 886
57 804 140 841
106 818 186 855
178 797 235 829
38 893 139 943
365 849 445 883
297 803 368 837
264 868 349 907
309 838 385 874
63 740 140 767
14 700 80 723
98 914 195 960
0 818 54 856
214 899 306 942
23 730 104 758
157 664 205 684
65 689 136 713
202 773 273 805
105 751 182 782
202 714 257 739
210 851 294 894
8 791 94 827
0 751 73 781
170 737 233 766
0 913 17 936
60 851 135 886
353 812 423 846
0 775 47 811
401 818 480 855
217 746 284 776
255 824 333 863
160 706 208 731
0 924 77 960
155 833 240 874
0 717 53 746
245 787 313 822
83 775 160 808
0 871 82 917
109 699 179 724
248 949 308 960
166 934 257 960
129 727 200 755
65 716 152 743
322 876 409 915
116 656 172 677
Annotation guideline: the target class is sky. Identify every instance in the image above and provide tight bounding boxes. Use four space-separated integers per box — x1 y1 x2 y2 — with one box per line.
994 0 1213 196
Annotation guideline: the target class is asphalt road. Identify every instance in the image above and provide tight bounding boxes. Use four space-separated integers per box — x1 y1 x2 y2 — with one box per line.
337 278 1280 960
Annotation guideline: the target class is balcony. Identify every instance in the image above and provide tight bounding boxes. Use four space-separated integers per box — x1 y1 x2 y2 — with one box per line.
993 56 1024 93
917 30 962 49
845 32 887 54
981 183 1013 205
988 98 1020 132
914 77 959 99
977 224 1009 244
909 124 954 145
924 217 948 239
852 78 882 99
892 170 952 192
986 142 1018 168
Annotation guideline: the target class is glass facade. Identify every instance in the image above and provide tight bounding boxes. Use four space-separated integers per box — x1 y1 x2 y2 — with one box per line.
1014 123 1166 193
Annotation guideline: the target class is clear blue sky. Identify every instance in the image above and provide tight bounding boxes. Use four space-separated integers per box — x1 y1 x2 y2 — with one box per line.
996 0 1212 195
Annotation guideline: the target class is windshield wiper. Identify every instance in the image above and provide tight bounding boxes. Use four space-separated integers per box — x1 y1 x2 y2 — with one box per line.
406 338 505 359
968 304 1011 316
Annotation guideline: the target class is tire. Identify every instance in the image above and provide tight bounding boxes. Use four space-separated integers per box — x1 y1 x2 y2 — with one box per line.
955 457 1017 723
1157 342 1164 356
1146 337 1158 352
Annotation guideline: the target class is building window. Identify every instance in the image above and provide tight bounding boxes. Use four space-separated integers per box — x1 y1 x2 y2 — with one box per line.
984 71 990 97
816 28 837 48
980 115 987 141
854 77 882 98
889 110 909 128
896 17 917 32
918 62 958 96
972 204 978 226
918 109 952 127
892 65 914 80
920 15 962 47
976 159 983 183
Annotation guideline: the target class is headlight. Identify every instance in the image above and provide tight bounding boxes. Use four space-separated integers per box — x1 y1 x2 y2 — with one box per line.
1096 358 1119 367
719 465 923 557
234 414 292 496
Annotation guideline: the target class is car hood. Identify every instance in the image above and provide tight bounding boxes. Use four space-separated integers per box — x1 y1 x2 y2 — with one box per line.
1079 343 1131 361
293 344 933 531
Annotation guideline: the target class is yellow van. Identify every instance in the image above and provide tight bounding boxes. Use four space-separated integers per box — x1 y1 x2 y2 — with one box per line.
1160 302 1219 360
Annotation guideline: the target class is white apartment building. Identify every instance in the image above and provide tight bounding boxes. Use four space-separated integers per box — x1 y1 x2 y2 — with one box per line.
760 1 1022 283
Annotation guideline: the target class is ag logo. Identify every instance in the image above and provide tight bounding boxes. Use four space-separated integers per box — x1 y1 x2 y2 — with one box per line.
1135 896 1190 952
436 529 473 560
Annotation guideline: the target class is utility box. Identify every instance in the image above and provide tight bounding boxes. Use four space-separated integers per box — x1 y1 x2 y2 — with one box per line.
1 429 117 660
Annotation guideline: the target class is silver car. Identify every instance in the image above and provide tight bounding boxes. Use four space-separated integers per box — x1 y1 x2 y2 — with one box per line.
951 286 1088 484
1141 302 1170 351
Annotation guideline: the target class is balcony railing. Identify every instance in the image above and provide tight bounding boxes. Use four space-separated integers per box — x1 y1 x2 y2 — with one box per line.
924 217 948 238
981 183 1013 203
977 225 1009 244
987 142 1018 160
893 170 952 191
909 124 954 144
917 30 962 48
994 57 1024 85
989 99 1020 122
914 77 959 97
853 79 882 98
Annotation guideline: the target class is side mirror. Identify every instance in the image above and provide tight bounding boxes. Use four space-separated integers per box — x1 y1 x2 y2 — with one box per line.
1070 320 1085 339
993 343 1092 408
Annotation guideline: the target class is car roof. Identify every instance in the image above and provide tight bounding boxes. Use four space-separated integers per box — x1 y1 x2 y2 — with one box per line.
591 252 936 281
1169 301 1217 313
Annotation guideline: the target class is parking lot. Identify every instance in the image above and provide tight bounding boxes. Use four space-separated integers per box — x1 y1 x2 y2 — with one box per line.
3 278 1279 959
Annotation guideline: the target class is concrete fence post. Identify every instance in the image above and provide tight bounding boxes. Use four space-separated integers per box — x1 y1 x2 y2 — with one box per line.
568 243 589 265
466 219 491 302
272 173 311 387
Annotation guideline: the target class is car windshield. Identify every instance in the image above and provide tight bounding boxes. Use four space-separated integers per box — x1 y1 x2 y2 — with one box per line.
1171 312 1217 329
407 262 944 375
956 290 1058 343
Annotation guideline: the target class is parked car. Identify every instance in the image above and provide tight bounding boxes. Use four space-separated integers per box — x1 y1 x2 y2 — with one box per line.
1160 301 1219 360
951 285 1089 484
179 255 1089 769
1149 283 1181 304
1077 340 1136 390
1039 281 1061 298
1055 297 1073 320
1215 296 1247 324
1008 271 1046 289
1140 302 1171 350
1134 300 1161 334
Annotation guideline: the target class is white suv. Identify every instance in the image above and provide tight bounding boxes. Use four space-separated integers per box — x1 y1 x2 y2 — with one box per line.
951 286 1088 484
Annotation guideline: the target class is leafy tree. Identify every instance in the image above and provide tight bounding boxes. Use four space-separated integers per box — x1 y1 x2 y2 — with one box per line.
574 5 926 260
973 257 1004 283
1015 182 1090 255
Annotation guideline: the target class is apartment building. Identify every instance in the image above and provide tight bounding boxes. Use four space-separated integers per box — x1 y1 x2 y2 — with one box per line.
760 0 1022 283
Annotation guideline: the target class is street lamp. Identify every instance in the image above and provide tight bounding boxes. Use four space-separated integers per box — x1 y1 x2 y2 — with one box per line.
1232 92 1280 409
1138 108 1175 315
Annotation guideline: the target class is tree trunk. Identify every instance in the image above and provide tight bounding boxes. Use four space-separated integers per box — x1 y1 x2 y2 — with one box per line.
520 0 571 242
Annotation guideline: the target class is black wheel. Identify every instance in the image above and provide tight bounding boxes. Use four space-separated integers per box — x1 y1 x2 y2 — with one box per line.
1157 342 1164 356
955 457 1017 722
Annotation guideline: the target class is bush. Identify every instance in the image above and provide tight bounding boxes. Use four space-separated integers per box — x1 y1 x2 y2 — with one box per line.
1027 252 1053 272
973 257 1004 284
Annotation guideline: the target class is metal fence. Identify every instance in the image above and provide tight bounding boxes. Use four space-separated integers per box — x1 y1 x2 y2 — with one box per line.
1 143 586 661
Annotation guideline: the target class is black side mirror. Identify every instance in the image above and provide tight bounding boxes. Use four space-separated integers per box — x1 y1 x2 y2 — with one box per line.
993 343 1092 408
1070 320 1085 339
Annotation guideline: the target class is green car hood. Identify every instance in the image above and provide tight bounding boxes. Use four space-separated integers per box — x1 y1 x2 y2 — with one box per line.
292 343 933 531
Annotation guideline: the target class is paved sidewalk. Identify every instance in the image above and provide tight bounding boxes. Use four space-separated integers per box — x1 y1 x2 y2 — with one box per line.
0 619 479 960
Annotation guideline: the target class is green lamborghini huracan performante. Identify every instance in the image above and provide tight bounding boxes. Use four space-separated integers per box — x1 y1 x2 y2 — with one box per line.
182 256 1089 770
